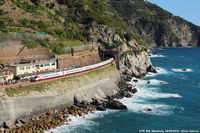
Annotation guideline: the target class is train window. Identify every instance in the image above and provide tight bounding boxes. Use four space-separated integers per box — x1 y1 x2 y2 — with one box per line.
40 64 44 67
20 66 24 70
26 66 31 69
51 63 55 66
45 64 50 66
32 65 35 68
36 65 39 69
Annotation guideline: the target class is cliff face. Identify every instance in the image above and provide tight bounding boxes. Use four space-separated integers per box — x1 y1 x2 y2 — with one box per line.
90 24 153 76
110 0 200 47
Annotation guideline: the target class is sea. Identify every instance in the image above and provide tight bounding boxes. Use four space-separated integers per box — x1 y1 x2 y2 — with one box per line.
48 47 200 133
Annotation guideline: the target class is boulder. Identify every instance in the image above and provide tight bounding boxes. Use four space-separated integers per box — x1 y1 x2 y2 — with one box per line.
130 88 137 94
121 91 132 98
183 68 187 71
91 99 103 106
147 65 157 73
135 73 146 79
2 122 10 129
96 105 106 111
107 100 127 110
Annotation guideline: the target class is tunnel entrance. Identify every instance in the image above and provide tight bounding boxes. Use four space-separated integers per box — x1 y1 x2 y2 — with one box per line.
98 48 120 70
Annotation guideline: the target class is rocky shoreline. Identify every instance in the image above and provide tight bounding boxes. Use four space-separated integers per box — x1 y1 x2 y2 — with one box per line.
0 68 156 133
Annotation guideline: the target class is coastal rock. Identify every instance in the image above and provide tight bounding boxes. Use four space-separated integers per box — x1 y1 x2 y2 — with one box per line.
91 99 103 106
147 108 153 111
135 73 146 79
130 88 137 94
107 100 127 110
147 65 157 73
96 105 106 111
183 68 187 71
121 91 132 98
2 122 9 129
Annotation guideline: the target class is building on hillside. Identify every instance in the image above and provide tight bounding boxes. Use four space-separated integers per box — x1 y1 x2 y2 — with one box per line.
0 68 14 83
11 57 57 76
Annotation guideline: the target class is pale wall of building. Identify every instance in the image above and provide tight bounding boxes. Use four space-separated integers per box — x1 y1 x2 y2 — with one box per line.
13 62 57 76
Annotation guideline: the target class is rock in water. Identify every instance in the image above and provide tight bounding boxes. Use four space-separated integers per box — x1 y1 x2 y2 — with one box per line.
121 91 132 98
183 68 187 71
147 108 153 111
147 65 157 73
130 88 137 94
135 73 146 79
107 100 127 110
96 105 106 111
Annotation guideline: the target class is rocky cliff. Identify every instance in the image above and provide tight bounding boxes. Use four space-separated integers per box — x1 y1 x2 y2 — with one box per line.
90 23 153 76
110 0 200 47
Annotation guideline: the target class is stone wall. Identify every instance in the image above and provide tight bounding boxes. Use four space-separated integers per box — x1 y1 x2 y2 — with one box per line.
0 45 52 65
58 50 101 69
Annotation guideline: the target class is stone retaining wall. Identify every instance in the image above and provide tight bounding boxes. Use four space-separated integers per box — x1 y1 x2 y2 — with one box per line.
58 51 100 69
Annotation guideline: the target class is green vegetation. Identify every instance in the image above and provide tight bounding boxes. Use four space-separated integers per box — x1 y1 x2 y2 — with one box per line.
0 0 137 48
5 64 117 97
22 39 65 55
5 83 49 97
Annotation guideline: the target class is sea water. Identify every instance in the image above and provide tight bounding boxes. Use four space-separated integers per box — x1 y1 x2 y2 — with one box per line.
49 47 200 133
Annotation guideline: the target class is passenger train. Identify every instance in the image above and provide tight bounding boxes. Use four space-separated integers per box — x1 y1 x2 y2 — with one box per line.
32 58 114 81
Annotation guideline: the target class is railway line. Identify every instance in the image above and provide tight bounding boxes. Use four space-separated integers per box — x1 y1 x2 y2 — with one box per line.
0 58 114 90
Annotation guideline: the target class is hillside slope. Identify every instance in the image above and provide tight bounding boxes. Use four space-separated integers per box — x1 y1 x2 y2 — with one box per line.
110 0 200 47
0 0 154 76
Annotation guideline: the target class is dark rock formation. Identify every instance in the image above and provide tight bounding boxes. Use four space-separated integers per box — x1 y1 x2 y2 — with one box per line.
183 68 187 71
107 100 127 110
130 88 137 94
96 105 106 111
121 91 132 98
147 81 150 84
147 65 157 73
135 73 146 79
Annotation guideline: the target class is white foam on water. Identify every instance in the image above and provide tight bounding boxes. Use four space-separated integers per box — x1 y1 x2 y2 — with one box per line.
156 67 169 74
119 76 182 116
150 54 166 58
120 97 173 116
172 68 193 72
46 110 117 133
146 67 169 77
147 79 168 85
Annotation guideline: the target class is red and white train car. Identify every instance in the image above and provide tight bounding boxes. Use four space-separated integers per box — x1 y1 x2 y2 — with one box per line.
33 58 114 81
